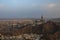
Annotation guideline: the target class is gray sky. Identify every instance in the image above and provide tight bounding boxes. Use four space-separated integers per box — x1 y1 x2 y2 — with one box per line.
0 0 60 18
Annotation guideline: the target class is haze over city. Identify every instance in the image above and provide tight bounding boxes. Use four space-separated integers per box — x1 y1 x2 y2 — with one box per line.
0 0 60 40
0 0 60 18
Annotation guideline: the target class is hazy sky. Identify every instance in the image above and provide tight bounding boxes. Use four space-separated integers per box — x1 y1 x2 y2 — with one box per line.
0 0 60 18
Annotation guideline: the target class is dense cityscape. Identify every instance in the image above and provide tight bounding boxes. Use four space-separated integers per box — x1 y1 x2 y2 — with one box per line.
0 16 60 40
0 0 60 40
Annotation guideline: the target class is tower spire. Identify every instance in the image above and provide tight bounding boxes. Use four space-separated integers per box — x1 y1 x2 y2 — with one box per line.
40 13 44 23
41 13 43 21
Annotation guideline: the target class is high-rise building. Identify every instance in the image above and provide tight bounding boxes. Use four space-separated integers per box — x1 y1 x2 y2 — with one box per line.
40 15 44 22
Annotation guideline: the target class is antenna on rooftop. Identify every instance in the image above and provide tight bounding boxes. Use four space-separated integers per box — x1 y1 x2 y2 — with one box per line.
41 12 44 20
40 12 45 23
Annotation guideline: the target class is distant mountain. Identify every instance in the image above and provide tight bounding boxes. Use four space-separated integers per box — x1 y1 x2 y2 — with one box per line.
51 18 60 22
0 18 40 20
